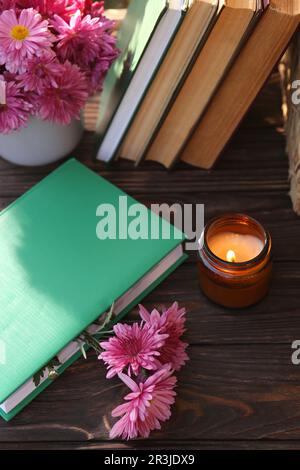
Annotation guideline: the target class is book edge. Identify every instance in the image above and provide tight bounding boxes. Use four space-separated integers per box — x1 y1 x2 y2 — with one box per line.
0 252 188 421
94 1 169 142
95 4 187 163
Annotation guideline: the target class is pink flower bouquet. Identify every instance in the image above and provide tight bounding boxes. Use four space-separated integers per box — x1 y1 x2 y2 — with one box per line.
0 1 119 133
97 302 189 440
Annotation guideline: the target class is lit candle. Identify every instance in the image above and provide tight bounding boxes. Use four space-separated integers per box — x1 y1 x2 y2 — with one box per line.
197 214 272 308
208 232 264 263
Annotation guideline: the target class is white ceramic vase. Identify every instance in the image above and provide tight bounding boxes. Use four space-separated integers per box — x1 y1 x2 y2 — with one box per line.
0 117 84 166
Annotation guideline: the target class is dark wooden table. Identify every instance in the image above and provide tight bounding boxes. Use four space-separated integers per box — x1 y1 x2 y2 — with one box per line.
1 73 300 450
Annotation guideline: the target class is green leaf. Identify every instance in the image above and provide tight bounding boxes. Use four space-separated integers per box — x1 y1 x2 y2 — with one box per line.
94 301 116 331
33 368 45 388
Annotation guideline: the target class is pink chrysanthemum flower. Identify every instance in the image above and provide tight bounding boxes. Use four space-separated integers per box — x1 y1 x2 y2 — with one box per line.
18 51 60 93
85 29 119 92
90 1 104 18
86 44 119 93
17 0 86 21
0 77 32 133
99 322 169 379
139 302 189 371
16 0 42 8
110 365 177 440
85 60 108 93
52 10 116 67
73 0 86 14
47 0 85 18
0 8 54 73
35 60 88 125
0 0 16 13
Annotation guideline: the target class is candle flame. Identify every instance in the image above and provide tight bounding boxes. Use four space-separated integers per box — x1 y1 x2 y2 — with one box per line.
226 249 236 263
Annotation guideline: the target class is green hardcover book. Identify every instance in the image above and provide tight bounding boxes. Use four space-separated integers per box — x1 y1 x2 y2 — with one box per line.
0 159 187 421
96 0 187 162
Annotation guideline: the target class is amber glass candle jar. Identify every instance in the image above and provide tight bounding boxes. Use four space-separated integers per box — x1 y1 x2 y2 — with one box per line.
197 214 272 308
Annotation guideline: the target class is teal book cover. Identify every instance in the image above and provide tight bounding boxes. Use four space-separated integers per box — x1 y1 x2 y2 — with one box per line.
96 0 167 137
0 159 186 420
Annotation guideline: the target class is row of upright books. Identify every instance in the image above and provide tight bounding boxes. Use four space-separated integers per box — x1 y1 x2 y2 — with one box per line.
96 0 300 170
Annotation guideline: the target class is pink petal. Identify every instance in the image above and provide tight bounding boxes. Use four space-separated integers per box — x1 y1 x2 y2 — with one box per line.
139 304 150 322
118 373 139 392
109 415 128 439
111 402 130 418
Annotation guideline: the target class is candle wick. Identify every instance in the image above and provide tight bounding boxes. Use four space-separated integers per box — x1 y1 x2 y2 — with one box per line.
226 250 236 263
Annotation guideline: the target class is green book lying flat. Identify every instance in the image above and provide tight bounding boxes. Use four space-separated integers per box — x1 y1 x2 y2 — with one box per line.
0 159 186 421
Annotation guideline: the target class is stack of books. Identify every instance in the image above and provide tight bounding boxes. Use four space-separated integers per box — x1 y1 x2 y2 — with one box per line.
96 0 300 169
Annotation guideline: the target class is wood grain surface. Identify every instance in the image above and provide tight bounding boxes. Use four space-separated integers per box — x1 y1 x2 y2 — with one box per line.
1 69 300 450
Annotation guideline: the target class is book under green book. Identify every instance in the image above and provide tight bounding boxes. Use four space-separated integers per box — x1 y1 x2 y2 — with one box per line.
0 159 186 421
